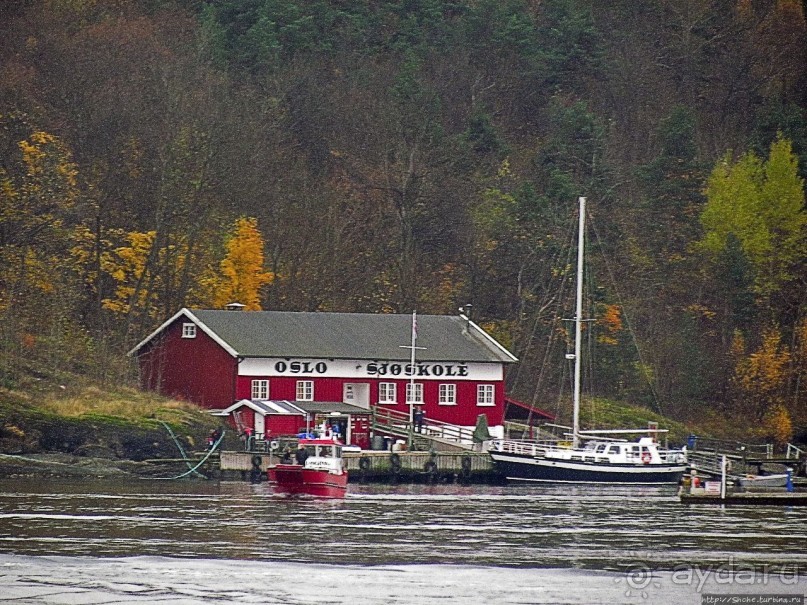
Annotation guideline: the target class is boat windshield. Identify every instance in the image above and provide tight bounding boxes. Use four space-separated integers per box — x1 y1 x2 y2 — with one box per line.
308 444 341 458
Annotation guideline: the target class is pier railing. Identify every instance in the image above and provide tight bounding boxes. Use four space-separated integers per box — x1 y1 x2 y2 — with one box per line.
370 406 412 441
418 417 474 444
371 407 474 451
786 443 805 460
689 436 775 459
488 440 554 457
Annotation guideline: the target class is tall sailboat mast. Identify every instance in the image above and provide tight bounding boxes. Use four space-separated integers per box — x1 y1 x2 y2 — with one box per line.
488 194 688 484
572 196 586 449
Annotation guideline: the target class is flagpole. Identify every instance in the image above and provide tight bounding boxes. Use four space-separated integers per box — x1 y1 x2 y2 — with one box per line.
399 311 425 450
409 310 416 444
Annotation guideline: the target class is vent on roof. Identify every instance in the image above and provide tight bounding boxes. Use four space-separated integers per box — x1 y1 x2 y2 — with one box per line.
225 302 246 311
459 303 473 331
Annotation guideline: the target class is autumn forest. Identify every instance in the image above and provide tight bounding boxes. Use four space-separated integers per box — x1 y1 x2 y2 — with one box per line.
1 0 806 441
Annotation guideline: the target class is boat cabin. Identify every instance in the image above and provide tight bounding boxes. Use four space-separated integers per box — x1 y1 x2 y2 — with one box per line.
548 437 684 465
298 439 344 474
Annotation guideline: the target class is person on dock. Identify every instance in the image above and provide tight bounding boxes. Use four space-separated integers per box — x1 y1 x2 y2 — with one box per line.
240 427 253 451
414 407 425 433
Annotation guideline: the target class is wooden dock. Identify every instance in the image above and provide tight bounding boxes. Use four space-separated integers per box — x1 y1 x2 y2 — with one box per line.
681 491 807 505
215 450 499 483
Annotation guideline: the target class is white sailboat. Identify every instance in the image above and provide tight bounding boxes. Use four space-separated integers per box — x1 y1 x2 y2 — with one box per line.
489 197 688 484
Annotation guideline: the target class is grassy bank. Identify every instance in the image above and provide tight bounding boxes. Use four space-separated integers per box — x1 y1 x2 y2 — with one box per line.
0 367 228 466
577 398 694 444
551 396 782 447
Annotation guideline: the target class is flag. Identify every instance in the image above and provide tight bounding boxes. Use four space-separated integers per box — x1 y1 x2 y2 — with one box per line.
412 310 417 341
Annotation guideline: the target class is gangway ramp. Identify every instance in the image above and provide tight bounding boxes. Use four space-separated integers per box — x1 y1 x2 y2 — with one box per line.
371 407 474 452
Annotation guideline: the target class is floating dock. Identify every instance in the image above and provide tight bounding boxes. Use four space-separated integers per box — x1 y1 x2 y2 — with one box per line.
680 491 807 505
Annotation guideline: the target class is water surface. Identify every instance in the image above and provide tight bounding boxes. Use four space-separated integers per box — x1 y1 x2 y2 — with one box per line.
1 479 805 604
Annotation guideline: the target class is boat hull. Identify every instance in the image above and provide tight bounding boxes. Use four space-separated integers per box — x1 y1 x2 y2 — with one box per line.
268 464 348 498
736 474 788 488
490 452 686 484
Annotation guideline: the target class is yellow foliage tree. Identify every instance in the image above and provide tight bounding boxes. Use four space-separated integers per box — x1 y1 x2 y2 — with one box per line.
762 404 793 446
597 304 623 346
0 115 79 306
100 230 158 315
210 217 273 310
93 226 220 321
732 326 791 423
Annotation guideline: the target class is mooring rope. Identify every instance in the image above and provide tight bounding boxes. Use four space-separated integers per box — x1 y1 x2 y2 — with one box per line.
150 424 225 481
0 429 225 481
158 420 208 478
0 453 72 465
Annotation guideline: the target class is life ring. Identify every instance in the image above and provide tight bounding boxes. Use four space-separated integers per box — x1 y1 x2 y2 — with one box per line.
269 440 280 451
424 460 438 474
359 455 371 471
249 455 263 483
389 453 402 472
641 452 651 464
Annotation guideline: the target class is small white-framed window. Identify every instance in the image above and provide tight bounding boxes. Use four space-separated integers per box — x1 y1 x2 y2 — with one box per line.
379 382 397 404
296 380 314 401
439 384 456 405
251 379 269 400
181 323 196 338
406 382 423 404
477 384 495 406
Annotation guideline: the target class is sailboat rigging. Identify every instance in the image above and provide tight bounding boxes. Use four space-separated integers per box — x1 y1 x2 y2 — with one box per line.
489 197 688 484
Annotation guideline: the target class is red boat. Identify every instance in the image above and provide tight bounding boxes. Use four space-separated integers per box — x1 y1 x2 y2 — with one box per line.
268 438 348 498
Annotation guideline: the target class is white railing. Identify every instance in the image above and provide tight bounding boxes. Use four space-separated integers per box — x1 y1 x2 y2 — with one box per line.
419 418 475 444
658 449 688 464
372 407 475 447
490 439 688 465
489 439 555 457
786 443 805 460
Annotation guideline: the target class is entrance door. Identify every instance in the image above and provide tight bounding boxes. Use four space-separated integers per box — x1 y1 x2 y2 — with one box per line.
343 383 370 409
254 413 266 439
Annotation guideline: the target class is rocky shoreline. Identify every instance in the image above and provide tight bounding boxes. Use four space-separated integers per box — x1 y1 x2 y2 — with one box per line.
0 400 230 479
0 451 218 479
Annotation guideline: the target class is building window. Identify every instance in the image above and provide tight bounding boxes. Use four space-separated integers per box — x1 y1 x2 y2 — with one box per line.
406 382 423 404
379 382 397 404
296 380 314 401
439 384 456 405
477 384 495 406
181 323 196 338
251 380 269 400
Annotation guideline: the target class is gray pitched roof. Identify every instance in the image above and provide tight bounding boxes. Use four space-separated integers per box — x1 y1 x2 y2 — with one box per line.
132 309 517 363
217 399 371 416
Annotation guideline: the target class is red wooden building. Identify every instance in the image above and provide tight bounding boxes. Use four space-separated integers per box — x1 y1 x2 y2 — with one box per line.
129 308 518 444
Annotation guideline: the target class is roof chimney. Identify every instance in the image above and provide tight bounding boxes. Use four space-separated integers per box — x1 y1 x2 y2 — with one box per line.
225 302 246 311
